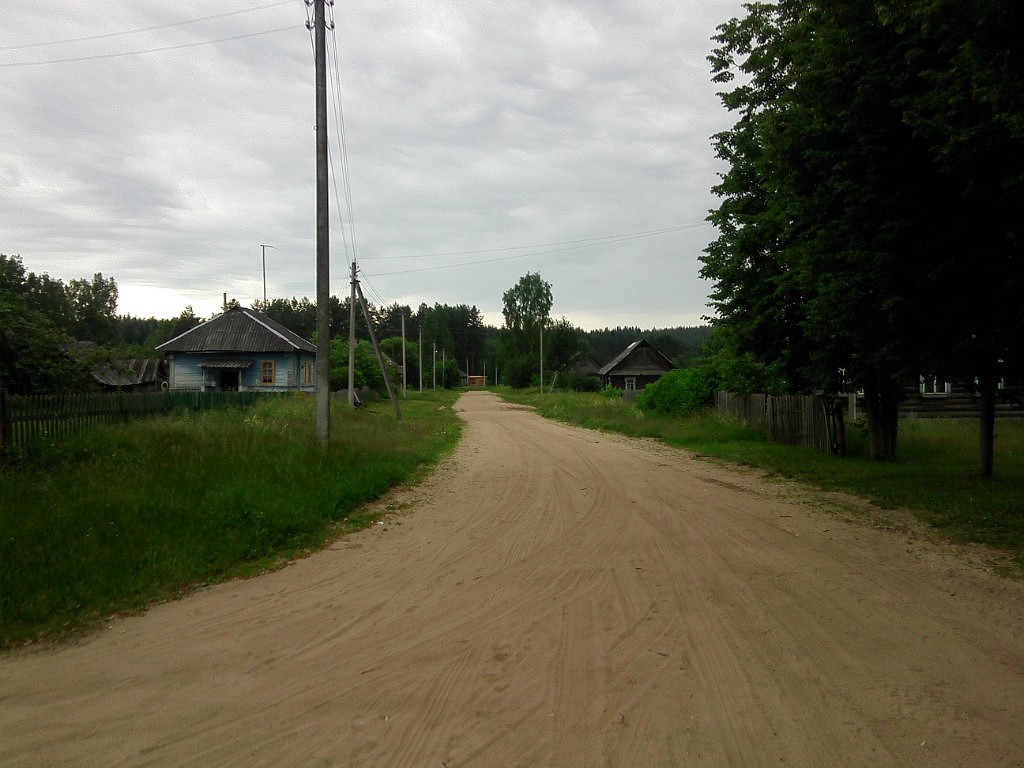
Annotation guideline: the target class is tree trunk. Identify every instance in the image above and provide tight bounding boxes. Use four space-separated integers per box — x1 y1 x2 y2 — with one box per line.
863 377 899 462
978 366 997 479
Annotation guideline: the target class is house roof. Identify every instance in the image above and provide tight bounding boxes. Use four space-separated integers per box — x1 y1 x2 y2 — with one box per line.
92 358 165 387
155 305 316 355
598 339 674 376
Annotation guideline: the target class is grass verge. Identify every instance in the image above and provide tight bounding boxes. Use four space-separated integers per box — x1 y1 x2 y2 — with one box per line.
497 387 1024 574
0 391 461 649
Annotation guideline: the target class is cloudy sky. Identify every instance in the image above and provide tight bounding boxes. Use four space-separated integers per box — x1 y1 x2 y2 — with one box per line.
1 0 745 330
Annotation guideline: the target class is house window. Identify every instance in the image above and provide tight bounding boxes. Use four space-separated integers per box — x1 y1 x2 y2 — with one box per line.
260 360 276 385
301 361 314 386
920 375 951 397
625 377 637 391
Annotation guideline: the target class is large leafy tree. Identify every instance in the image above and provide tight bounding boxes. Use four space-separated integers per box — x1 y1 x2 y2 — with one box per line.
703 0 1022 470
883 0 1024 476
0 255 95 393
500 272 553 387
67 273 119 345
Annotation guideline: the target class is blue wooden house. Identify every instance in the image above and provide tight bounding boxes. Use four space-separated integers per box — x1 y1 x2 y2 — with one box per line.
155 305 316 393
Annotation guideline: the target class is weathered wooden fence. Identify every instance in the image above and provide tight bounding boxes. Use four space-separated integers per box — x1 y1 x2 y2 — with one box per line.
716 392 846 455
0 390 266 455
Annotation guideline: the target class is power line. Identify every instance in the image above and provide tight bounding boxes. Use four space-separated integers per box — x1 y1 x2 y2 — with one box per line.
0 1 294 52
327 13 358 266
363 224 709 278
0 25 296 68
364 223 709 260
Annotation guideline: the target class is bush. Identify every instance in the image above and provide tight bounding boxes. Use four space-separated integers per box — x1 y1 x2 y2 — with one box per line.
563 369 602 392
636 367 715 417
600 384 622 399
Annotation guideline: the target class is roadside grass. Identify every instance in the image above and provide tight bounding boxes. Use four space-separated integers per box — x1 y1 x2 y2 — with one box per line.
0 391 461 649
497 388 1024 572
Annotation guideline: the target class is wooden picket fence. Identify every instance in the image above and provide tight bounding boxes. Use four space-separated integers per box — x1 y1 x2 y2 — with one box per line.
716 391 846 455
0 389 266 455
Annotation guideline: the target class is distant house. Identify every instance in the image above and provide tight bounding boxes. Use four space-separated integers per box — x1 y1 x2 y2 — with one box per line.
155 305 316 393
896 375 1022 418
598 339 674 395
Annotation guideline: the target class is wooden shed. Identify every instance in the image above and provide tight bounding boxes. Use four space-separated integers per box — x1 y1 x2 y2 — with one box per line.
155 305 316 393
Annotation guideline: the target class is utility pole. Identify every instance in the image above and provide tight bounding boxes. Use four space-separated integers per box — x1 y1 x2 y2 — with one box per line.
348 261 357 407
539 322 544 395
401 312 407 399
313 0 330 445
418 326 423 392
354 279 400 420
259 244 275 302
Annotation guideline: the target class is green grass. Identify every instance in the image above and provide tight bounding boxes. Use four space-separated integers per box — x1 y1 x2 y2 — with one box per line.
0 391 462 649
497 388 1024 572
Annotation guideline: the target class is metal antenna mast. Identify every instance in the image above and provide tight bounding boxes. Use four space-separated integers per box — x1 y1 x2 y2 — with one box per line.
259 244 275 302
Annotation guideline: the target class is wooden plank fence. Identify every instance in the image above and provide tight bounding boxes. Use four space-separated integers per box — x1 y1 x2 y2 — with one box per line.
0 389 266 455
716 391 846 455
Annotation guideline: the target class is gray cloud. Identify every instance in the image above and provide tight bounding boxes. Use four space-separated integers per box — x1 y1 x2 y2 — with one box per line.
1 0 743 328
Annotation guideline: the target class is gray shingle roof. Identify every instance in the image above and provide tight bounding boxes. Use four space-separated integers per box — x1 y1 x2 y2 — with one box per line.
155 305 316 354
597 339 674 376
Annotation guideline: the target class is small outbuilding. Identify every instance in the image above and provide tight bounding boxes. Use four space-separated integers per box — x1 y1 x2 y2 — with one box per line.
598 339 674 394
155 305 316 393
92 358 166 392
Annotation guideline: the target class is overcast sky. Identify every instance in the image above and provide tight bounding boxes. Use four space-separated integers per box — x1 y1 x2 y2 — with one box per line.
1 0 744 331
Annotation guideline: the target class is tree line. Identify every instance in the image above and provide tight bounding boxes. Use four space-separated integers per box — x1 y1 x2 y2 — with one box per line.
2 255 704 396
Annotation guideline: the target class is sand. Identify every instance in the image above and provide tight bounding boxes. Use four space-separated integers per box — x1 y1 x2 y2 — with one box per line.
2 390 1022 767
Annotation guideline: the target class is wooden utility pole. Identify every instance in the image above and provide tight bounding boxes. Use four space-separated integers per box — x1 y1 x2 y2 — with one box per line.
355 279 401 420
401 312 407 399
313 0 330 445
539 322 544 395
348 260 357 406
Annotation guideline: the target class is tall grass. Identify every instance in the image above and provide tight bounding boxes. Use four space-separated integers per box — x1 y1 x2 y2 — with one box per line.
0 392 461 648
499 388 1024 570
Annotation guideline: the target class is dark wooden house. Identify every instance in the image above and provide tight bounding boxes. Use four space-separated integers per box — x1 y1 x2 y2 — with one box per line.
598 339 675 394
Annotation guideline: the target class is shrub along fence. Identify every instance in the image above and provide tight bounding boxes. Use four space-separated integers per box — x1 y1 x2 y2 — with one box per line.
716 391 846 455
0 389 268 455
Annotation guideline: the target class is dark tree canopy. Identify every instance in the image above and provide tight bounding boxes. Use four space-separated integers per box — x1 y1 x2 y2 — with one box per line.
703 0 1023 471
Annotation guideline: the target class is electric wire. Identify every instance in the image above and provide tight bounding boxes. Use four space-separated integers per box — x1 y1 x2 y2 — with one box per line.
0 25 296 67
0 1 294 52
366 223 707 260
362 224 705 278
327 5 358 266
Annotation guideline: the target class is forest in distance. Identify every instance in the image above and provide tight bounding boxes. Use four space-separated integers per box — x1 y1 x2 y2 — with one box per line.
1 254 710 395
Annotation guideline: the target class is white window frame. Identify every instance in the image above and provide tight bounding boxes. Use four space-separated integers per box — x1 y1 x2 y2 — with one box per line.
920 375 951 397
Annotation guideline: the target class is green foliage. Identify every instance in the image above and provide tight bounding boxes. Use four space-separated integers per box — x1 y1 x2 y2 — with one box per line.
330 338 392 393
701 328 787 396
562 368 601 392
702 0 1024 464
502 272 552 335
500 273 553 386
0 392 462 647
635 368 715 417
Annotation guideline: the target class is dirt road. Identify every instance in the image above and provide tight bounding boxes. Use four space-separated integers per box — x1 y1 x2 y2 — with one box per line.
2 391 1022 767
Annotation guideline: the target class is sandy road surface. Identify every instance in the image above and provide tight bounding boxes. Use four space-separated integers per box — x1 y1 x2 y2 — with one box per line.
2 391 1023 767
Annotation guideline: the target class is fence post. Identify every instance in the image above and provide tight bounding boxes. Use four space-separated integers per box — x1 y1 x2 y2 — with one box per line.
0 388 8 454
